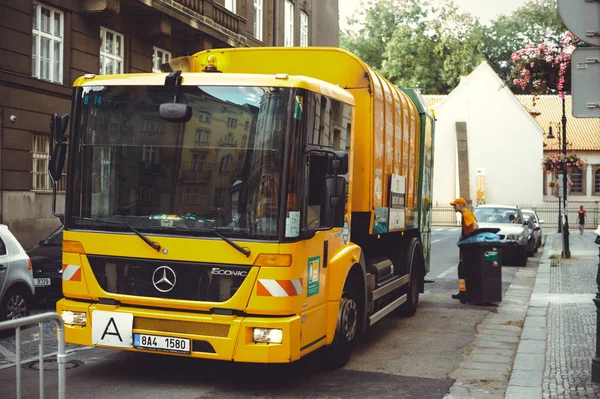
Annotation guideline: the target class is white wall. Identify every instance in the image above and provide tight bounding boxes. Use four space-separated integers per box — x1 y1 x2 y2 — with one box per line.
432 63 544 206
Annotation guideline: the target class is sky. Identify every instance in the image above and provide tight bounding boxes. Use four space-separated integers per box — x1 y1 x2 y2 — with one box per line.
339 0 530 30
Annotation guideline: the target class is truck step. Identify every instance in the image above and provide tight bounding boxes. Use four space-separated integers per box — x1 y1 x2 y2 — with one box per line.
366 257 395 283
368 294 407 326
371 274 409 301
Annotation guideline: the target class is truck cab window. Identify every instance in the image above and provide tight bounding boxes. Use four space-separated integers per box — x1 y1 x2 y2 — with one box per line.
307 153 327 228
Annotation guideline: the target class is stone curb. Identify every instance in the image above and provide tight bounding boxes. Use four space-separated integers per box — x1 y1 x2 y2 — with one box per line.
505 233 557 398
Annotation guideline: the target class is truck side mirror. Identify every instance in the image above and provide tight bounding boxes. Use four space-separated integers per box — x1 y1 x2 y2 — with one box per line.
49 113 69 222
48 113 69 182
324 176 346 227
326 151 349 175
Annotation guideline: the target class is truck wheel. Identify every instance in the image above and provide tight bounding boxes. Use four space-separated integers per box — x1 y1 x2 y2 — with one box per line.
321 295 358 370
397 238 423 317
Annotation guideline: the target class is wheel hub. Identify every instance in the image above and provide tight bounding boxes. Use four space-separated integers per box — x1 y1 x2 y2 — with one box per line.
6 294 27 320
340 298 357 342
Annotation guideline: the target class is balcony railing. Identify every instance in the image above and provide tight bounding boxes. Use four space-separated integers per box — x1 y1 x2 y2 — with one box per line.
173 0 245 34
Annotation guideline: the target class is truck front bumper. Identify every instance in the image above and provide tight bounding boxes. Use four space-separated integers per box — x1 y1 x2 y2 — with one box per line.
57 298 302 363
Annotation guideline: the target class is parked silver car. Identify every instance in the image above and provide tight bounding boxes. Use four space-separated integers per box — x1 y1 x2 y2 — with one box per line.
521 209 543 251
0 224 35 321
473 204 529 266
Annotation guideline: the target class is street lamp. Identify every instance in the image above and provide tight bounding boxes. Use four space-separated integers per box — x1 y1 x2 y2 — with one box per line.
546 96 571 259
547 123 563 234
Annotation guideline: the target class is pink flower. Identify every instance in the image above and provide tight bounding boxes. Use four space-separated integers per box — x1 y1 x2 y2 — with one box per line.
558 92 566 99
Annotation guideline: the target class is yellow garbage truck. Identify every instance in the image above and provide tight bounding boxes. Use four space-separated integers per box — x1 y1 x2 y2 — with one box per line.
51 47 435 368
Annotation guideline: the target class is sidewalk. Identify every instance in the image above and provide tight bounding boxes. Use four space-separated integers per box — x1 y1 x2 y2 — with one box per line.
444 231 600 399
506 231 600 398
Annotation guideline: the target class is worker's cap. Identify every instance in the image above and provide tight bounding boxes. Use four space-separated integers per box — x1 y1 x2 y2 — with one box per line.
450 198 466 206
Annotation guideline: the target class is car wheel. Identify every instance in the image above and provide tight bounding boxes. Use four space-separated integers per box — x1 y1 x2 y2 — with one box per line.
517 248 528 266
0 287 31 321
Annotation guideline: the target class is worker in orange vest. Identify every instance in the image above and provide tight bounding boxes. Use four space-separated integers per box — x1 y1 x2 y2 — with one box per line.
450 198 479 302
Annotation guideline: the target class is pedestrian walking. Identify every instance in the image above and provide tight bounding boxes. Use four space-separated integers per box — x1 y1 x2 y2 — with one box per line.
578 205 586 235
450 198 479 302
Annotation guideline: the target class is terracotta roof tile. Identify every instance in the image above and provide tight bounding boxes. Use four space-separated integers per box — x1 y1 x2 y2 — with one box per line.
422 95 446 110
516 95 600 151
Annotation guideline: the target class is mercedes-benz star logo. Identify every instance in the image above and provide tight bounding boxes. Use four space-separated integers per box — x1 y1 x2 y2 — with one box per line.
152 266 176 293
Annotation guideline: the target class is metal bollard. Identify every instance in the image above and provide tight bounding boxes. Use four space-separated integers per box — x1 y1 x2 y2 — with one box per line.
592 246 600 382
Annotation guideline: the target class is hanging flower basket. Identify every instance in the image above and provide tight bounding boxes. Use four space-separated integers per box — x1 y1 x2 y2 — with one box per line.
511 33 579 96
542 153 586 173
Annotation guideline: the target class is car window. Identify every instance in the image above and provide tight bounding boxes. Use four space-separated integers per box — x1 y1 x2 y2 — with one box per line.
0 237 6 256
44 227 63 246
47 231 63 245
474 208 518 223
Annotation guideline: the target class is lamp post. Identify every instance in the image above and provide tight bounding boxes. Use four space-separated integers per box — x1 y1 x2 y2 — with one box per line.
547 123 562 233
547 97 571 259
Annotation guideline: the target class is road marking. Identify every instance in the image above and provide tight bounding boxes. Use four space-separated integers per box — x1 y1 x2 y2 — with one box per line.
431 239 444 244
436 266 458 279
0 343 16 362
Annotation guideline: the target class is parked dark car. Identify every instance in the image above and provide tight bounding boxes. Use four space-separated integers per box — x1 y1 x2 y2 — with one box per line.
28 225 63 303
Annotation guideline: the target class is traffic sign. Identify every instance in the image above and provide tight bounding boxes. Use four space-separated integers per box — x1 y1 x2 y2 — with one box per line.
558 0 600 46
571 47 600 117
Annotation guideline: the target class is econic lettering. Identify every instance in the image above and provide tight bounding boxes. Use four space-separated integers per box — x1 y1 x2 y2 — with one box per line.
210 267 248 277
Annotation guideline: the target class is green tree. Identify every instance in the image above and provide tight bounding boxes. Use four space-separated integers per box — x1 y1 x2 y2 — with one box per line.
340 0 485 94
340 0 427 71
481 0 567 84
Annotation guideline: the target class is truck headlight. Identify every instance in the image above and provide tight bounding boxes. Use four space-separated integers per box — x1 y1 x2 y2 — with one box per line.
253 328 283 344
62 311 87 326
506 234 519 240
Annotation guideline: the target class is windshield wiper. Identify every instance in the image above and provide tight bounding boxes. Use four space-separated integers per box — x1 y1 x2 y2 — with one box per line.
72 217 161 252
206 228 251 257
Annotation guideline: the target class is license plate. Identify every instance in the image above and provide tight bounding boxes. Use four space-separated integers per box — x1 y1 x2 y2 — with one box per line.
134 333 191 354
34 278 51 287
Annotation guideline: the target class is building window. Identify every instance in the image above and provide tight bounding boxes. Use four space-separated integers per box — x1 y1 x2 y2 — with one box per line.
595 168 600 194
195 128 210 144
183 188 200 205
152 47 171 73
198 111 212 123
219 155 232 173
191 154 207 172
227 118 238 128
241 135 247 147
141 145 159 164
253 0 263 41
32 134 50 191
284 0 294 47
215 187 227 207
570 167 584 194
224 0 236 13
300 11 309 46
32 2 64 84
100 27 124 75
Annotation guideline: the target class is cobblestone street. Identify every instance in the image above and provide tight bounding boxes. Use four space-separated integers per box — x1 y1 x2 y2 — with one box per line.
543 233 600 398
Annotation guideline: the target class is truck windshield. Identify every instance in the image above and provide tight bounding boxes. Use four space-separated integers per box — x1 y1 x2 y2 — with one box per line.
67 85 293 240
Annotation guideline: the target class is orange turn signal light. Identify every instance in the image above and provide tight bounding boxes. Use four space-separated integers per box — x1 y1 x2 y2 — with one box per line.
253 254 292 267
63 240 85 254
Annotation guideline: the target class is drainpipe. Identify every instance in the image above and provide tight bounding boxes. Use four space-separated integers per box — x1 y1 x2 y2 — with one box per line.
273 0 277 46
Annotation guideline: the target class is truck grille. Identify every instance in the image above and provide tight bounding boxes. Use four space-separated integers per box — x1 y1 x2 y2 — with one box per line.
133 317 230 337
88 255 251 303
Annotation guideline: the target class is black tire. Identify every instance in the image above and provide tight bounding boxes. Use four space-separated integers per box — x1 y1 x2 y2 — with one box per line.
397 238 423 317
321 295 359 370
0 286 31 322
